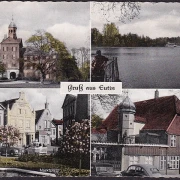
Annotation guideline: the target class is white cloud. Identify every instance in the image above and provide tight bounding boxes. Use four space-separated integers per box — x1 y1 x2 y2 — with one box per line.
47 23 90 48
0 2 90 48
0 88 65 119
92 2 180 38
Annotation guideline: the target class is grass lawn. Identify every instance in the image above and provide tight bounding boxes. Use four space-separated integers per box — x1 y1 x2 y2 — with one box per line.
0 156 89 176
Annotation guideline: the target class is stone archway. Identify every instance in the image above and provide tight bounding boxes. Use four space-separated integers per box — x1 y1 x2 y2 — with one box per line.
10 72 16 79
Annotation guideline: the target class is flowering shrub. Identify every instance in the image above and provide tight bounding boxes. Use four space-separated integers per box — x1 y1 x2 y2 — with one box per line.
0 125 20 146
57 119 90 169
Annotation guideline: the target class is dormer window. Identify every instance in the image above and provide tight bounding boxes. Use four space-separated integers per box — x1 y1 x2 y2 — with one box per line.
170 135 176 147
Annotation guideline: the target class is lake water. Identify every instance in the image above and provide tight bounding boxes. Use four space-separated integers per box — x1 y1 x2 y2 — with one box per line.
92 47 180 88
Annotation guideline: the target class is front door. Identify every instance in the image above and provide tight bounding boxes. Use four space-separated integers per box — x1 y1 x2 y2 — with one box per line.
26 134 30 146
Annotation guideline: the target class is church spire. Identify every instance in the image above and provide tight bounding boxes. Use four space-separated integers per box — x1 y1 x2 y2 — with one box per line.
45 98 49 109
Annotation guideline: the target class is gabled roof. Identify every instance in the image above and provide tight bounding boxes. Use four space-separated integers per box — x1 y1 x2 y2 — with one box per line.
1 37 22 44
0 98 18 110
24 46 49 57
52 119 63 126
102 105 145 130
35 109 44 124
100 95 180 133
91 128 107 134
135 95 180 131
62 94 76 108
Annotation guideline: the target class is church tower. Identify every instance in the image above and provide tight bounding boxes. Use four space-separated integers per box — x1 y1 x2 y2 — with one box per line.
8 17 17 39
118 96 136 143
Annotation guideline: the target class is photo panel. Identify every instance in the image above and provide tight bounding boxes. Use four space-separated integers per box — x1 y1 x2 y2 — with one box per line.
91 89 180 177
0 89 90 177
91 2 180 88
0 1 90 88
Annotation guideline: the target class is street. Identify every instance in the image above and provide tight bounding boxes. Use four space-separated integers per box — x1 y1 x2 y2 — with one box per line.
0 80 60 88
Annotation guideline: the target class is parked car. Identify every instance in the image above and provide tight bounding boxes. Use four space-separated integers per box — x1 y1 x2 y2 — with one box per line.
26 141 47 155
91 162 120 177
0 143 22 156
121 164 162 177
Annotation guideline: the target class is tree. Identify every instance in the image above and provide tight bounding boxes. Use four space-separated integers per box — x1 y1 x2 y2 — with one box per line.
58 56 82 81
0 61 6 77
102 23 120 46
70 47 90 81
79 61 90 81
25 30 71 82
91 28 103 46
91 114 103 128
57 120 90 169
0 125 20 146
93 2 141 23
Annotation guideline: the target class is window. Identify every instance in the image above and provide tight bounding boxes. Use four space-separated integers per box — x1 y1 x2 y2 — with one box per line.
169 156 179 169
6 47 8 51
3 47 4 51
160 156 166 170
170 135 176 147
19 120 23 128
53 129 56 135
39 126 41 129
45 120 47 128
26 121 30 128
129 156 139 165
19 109 22 114
145 156 153 165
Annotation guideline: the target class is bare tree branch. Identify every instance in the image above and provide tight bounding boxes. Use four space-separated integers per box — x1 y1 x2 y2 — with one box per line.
93 2 141 23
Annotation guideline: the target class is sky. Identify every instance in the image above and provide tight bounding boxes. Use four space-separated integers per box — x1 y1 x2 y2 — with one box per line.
0 2 90 49
0 88 66 119
91 2 180 39
93 89 180 119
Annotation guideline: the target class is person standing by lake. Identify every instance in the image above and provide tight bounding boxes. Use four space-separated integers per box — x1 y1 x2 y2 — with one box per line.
92 50 109 81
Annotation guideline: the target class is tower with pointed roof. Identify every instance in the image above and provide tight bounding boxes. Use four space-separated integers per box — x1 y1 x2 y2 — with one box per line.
118 96 136 143
0 17 24 79
8 16 17 39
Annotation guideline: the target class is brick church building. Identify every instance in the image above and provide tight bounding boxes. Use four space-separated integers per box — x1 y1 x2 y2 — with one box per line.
0 18 24 79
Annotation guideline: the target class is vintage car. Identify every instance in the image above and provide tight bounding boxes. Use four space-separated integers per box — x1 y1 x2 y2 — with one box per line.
91 162 120 177
26 141 47 155
0 143 22 156
121 164 162 177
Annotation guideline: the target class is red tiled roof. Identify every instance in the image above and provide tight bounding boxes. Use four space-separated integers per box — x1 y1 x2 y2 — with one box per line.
135 95 180 130
102 105 146 130
167 115 180 135
100 95 180 132
91 128 107 134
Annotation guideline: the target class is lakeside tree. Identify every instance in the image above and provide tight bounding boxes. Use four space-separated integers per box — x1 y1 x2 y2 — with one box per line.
92 25 180 47
102 23 120 46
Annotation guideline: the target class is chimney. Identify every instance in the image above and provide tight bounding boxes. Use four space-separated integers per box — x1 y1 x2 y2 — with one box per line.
154 89 159 99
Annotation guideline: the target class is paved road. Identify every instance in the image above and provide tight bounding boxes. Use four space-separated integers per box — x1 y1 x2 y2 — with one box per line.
0 81 60 88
